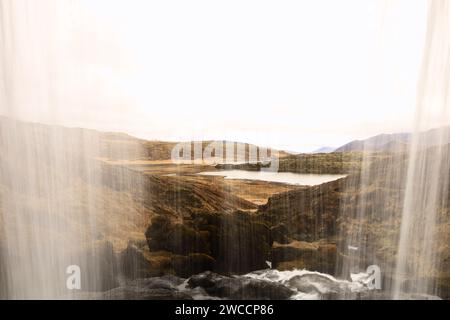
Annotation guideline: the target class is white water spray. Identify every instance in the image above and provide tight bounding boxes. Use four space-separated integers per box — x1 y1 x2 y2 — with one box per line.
393 0 450 298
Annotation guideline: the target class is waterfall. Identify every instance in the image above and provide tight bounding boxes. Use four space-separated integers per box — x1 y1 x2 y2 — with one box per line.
0 0 142 299
393 0 450 298
338 0 450 299
1 0 449 300
0 0 97 299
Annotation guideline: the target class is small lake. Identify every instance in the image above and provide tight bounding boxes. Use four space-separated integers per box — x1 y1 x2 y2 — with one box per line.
197 170 346 186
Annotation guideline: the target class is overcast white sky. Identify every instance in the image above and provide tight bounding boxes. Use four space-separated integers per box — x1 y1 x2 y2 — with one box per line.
1 0 431 151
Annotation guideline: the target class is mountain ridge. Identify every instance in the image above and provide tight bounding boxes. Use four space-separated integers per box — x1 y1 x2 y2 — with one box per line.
335 126 450 152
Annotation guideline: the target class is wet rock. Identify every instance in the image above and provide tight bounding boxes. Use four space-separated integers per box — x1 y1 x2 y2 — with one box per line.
188 271 294 300
287 274 344 295
127 275 186 290
233 279 294 300
187 271 229 291
101 286 193 300
97 273 192 300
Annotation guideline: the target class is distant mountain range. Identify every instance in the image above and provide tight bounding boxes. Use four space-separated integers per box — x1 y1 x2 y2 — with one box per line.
3 116 449 156
312 147 336 153
334 126 450 152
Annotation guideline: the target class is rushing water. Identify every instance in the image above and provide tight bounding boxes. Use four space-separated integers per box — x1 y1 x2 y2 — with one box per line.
179 269 375 300
198 170 346 186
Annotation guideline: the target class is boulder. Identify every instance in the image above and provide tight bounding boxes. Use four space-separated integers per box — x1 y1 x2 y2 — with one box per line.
127 275 186 290
187 271 294 300
187 271 229 292
98 274 191 300
287 274 343 295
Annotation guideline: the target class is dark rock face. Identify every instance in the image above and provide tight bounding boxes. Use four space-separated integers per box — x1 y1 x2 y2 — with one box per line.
145 211 273 276
252 180 342 276
187 271 294 300
208 213 272 274
258 179 343 242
